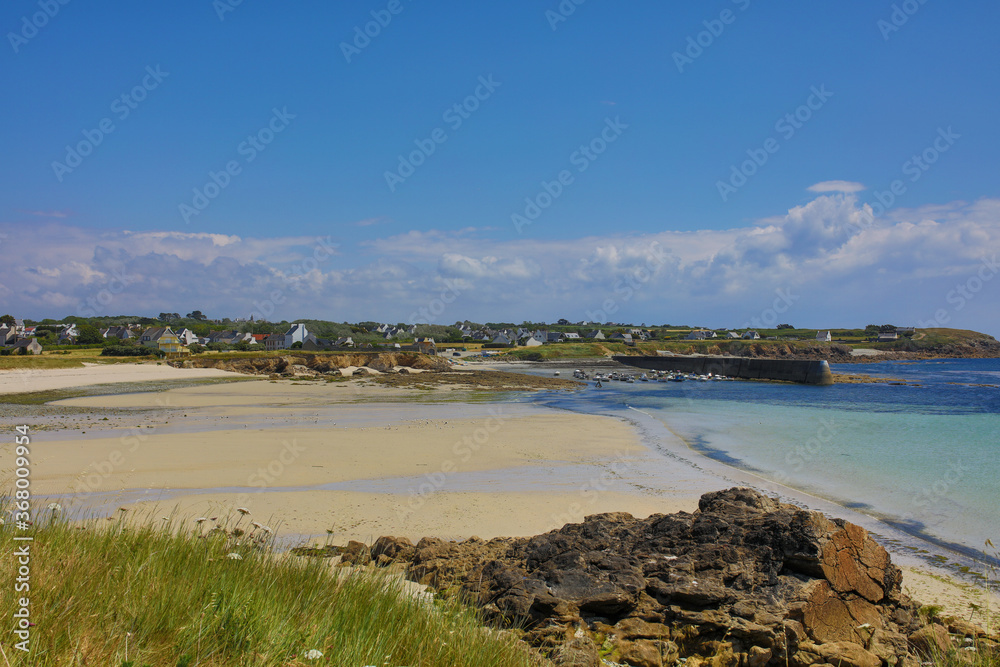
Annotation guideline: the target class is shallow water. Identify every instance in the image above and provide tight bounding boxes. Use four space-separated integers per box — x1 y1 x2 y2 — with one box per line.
529 358 1000 563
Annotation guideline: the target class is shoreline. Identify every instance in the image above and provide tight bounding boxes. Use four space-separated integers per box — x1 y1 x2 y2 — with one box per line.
4 364 998 625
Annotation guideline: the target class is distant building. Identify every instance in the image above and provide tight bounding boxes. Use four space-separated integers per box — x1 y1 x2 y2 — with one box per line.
878 332 899 342
174 328 198 345
12 338 42 355
284 323 309 348
586 330 606 340
0 325 16 346
139 327 187 355
609 333 635 346
742 331 760 340
816 331 832 342
103 326 135 341
416 337 437 355
264 333 286 351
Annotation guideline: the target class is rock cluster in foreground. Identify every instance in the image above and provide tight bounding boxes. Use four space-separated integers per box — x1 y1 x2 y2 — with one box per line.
344 488 995 667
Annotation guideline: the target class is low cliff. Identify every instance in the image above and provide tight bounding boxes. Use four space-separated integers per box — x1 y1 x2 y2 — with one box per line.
168 351 452 375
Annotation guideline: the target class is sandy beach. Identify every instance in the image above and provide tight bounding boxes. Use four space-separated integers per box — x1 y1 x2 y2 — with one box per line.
4 364 997 624
0 362 244 395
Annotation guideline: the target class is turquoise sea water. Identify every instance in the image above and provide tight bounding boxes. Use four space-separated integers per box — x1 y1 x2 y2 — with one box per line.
533 358 1000 563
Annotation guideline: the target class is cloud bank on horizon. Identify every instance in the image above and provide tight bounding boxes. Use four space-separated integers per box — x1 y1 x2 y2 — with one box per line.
3 189 998 335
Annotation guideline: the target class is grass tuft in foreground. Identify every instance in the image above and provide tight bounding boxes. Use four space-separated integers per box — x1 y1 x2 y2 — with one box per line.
0 511 540 667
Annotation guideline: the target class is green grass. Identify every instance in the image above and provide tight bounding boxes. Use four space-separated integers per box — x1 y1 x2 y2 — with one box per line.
0 348 136 370
0 511 540 667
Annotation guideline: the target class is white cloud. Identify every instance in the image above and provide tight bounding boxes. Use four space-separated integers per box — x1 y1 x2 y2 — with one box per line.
808 180 866 193
1 195 998 335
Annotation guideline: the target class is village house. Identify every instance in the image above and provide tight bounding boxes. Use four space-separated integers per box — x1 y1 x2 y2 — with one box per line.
12 338 43 355
742 331 761 340
264 333 286 351
284 323 309 348
816 331 832 342
585 330 606 340
102 326 135 341
609 332 635 346
302 335 335 351
57 323 79 343
878 332 899 342
174 328 198 345
0 325 17 346
139 327 188 356
416 337 437 355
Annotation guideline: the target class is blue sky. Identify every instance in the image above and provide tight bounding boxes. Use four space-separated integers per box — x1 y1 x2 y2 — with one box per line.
2 1 999 334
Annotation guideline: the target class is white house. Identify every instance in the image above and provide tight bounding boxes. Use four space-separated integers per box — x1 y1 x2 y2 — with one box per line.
816 331 832 342
742 331 760 340
523 335 545 347
284 323 309 348
175 328 199 345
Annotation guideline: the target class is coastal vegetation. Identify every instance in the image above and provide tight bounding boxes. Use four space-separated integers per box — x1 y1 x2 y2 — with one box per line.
0 510 539 667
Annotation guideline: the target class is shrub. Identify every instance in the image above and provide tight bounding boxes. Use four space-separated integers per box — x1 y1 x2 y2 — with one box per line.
101 345 164 357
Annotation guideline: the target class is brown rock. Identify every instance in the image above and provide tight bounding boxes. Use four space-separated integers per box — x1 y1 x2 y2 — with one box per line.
748 645 772 667
802 581 883 644
820 525 886 603
338 540 371 565
869 629 909 666
371 535 414 562
908 624 951 656
617 639 679 667
612 617 671 640
790 643 824 667
551 636 600 667
814 641 881 667
948 618 985 638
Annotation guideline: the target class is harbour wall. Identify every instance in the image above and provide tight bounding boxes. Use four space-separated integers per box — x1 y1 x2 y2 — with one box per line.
612 355 834 385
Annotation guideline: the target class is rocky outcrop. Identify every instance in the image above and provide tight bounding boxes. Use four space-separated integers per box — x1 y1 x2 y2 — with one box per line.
169 352 451 376
349 488 991 667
